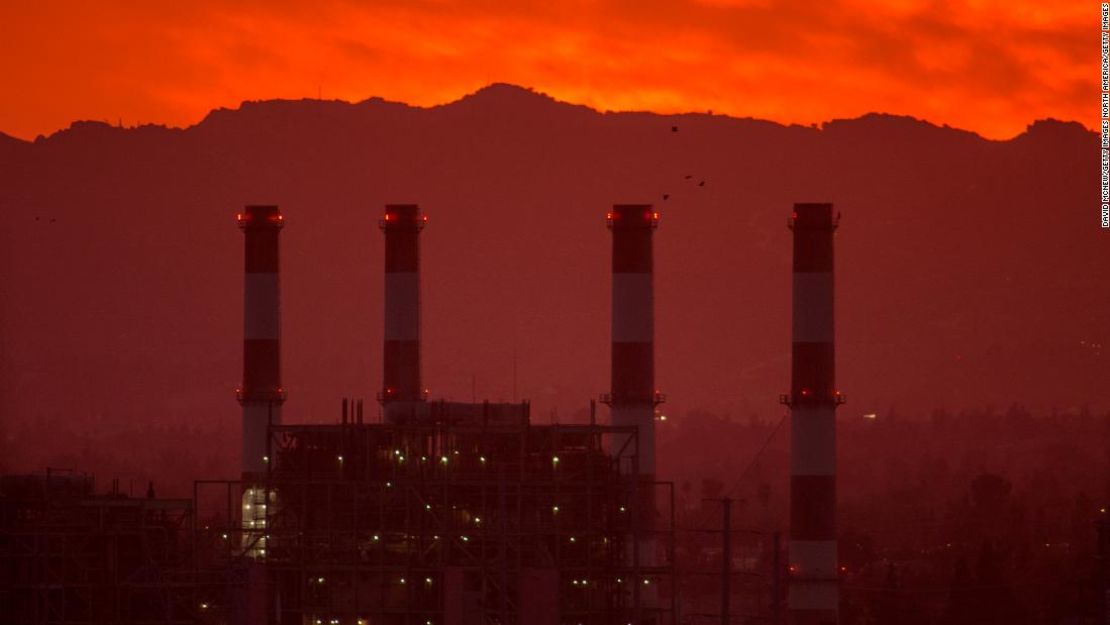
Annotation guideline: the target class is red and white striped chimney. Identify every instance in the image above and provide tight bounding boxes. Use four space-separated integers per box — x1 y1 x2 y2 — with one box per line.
786 203 841 625
379 204 426 423
237 205 285 480
607 204 661 572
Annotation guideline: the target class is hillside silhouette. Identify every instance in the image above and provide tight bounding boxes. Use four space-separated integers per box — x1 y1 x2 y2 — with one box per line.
0 83 1102 480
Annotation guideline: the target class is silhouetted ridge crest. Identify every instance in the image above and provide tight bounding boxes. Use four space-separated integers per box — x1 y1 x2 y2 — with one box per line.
442 83 596 117
1012 118 1096 148
821 112 986 144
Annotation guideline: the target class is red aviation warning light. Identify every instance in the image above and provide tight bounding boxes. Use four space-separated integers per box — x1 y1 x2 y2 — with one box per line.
238 205 283 230
379 205 426 231
607 205 659 229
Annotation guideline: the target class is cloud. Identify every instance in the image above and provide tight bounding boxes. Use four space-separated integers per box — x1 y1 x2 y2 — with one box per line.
0 1 1092 139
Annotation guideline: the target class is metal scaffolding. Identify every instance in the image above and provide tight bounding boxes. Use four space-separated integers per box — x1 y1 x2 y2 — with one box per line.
0 470 196 624
191 401 677 625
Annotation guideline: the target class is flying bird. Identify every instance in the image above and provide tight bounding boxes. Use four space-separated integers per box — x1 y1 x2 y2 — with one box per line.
698 181 706 187
663 194 670 200
671 126 678 133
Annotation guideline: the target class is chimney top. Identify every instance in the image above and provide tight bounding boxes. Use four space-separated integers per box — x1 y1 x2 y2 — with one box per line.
791 203 836 230
380 204 426 231
607 204 659 231
238 205 284 230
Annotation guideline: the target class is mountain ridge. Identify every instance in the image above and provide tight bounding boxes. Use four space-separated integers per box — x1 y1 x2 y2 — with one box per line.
2 83 1092 146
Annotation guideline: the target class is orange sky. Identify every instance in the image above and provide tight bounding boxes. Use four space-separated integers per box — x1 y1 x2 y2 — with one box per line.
0 1 1093 140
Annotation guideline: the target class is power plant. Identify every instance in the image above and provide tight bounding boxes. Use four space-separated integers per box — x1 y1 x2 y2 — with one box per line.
0 201 844 624
220 203 675 624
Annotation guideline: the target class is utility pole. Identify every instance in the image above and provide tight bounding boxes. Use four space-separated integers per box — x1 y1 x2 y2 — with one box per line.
704 497 733 625
773 530 782 625
722 497 731 625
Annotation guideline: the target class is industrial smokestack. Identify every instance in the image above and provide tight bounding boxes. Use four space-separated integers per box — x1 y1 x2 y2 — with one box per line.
606 204 661 581
786 203 841 625
237 205 285 480
379 204 426 422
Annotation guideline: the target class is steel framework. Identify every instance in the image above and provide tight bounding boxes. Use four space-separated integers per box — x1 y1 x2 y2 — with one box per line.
191 401 676 625
0 470 196 624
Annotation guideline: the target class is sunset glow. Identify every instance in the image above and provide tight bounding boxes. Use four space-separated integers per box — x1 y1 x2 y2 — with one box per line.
0 1 1093 140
